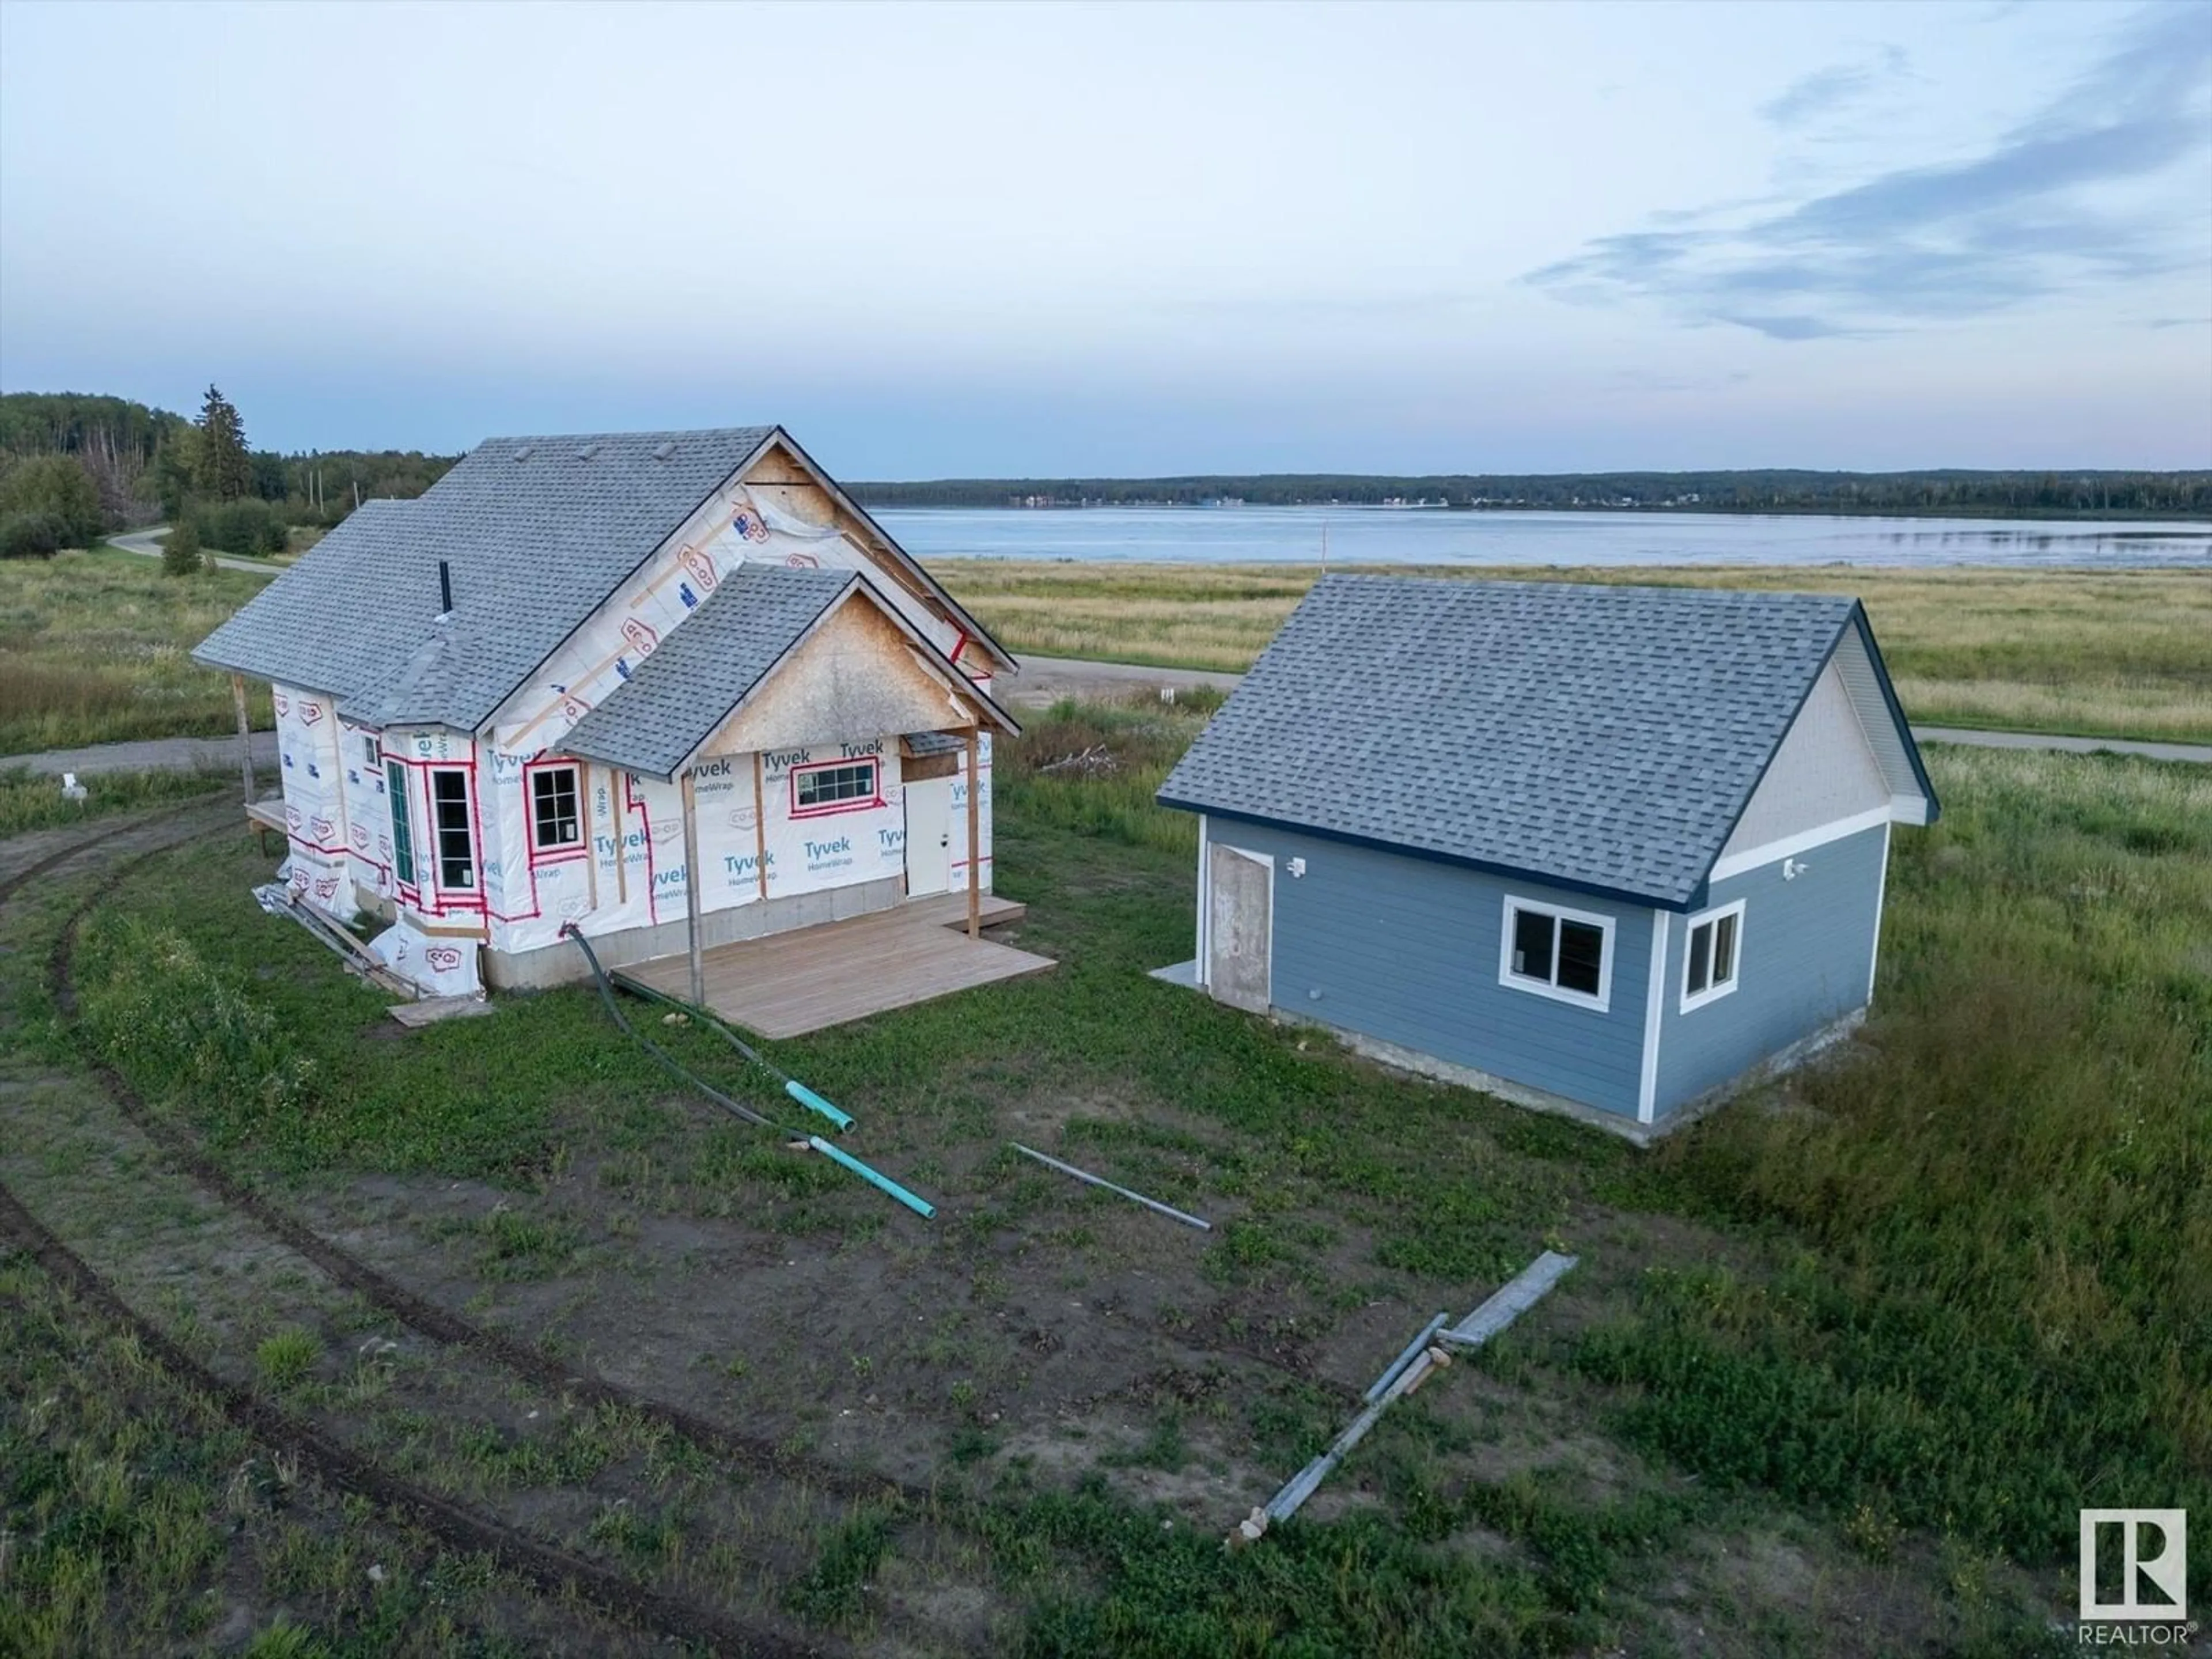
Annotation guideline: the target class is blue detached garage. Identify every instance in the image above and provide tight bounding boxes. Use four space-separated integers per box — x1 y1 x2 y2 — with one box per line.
1155 575 1938 1139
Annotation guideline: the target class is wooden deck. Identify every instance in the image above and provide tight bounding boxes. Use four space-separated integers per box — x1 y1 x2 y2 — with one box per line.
616 894 1052 1037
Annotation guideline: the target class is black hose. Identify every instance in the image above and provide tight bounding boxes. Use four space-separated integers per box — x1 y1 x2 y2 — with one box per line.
559 925 776 1130
601 968 790 1083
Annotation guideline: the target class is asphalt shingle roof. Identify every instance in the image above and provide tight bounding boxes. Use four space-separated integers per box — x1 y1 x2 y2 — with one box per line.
1157 575 1869 907
192 427 776 729
559 564 856 779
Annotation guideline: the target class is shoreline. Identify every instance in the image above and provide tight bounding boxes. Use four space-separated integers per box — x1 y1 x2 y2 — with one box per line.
868 501 2212 525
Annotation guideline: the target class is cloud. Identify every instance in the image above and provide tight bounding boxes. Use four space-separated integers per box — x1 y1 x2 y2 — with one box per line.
1759 46 1908 128
1528 5 2212 340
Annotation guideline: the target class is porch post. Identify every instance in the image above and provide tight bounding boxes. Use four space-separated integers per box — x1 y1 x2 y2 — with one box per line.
751 753 770 901
230 672 256 805
680 768 705 1007
964 726 980 940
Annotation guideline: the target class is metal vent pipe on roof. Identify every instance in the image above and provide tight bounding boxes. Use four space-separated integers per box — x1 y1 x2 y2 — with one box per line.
438 559 453 618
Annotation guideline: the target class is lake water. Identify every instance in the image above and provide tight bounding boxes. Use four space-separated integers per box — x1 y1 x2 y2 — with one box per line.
872 505 2212 570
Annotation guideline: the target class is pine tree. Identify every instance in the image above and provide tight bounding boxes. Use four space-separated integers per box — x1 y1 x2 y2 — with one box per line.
194 385 252 501
161 516 204 576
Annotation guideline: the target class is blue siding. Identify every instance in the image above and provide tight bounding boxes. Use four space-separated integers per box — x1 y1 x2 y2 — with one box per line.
1207 820 1652 1117
1653 823 1887 1115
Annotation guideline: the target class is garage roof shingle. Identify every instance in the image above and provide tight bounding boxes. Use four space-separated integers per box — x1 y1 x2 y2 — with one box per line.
1157 575 1895 907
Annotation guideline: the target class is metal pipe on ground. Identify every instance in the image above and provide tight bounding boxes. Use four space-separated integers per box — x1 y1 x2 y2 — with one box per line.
1365 1312 1450 1405
1247 1251 1580 1537
1011 1142 1211 1230
1264 1342 1446 1526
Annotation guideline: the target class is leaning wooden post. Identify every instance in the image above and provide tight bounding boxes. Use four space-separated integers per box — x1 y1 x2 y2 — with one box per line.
680 769 706 1007
964 727 981 939
230 672 256 805
751 753 770 902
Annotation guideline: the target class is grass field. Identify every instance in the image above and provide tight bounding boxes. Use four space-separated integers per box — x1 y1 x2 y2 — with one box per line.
0 548 274 755
5 699 2203 1653
2 550 2205 759
935 560 2212 743
0 766 229 836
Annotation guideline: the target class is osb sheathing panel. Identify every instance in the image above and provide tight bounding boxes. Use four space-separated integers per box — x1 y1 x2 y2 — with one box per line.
738 446 937 607
704 598 976 759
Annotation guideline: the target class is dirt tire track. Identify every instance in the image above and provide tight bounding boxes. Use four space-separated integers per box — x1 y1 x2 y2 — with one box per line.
18 810 1326 1599
0 1177 818 1659
0 798 226 905
34 821 921 1513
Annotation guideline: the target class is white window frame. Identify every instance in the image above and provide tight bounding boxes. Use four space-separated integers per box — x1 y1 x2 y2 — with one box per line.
428 766 477 893
1497 893 1615 1013
1680 897 1747 1013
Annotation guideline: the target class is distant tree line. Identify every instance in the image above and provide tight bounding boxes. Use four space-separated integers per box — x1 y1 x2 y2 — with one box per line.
852 468 2212 518
0 388 457 562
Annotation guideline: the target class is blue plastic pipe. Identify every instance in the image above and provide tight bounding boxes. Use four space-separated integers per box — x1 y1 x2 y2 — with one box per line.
785 1080 855 1131
808 1135 934 1219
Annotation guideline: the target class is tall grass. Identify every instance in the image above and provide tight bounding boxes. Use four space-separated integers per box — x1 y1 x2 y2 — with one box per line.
943 560 2212 741
0 767 228 836
1590 749 2211 1578
74 919 323 1122
993 691 1222 855
0 548 272 753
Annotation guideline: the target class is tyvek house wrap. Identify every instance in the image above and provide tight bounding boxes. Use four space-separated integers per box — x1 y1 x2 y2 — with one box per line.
370 724 488 997
264 472 995 997
271 684 359 924
456 482 991 963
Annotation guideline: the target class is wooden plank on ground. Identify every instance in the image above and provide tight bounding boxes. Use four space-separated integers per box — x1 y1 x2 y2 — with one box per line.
389 995 495 1028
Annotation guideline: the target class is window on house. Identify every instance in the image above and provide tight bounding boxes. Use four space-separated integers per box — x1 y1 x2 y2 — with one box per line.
364 734 382 766
1501 896 1613 1009
792 759 878 815
430 768 475 890
386 761 413 886
1682 901 1744 1011
531 766 582 851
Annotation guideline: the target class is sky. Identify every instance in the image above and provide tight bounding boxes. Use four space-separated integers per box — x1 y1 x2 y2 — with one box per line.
1 0 2207 476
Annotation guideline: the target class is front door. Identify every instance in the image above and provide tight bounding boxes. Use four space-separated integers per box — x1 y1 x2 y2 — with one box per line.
1207 844 1272 1013
904 777 953 897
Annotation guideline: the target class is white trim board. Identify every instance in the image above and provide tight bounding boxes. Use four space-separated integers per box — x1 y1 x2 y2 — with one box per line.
1638 910 1668 1123
1868 820 1892 1003
1195 813 1211 988
1707 805 1892 883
